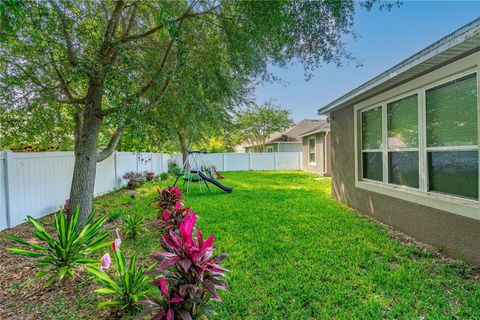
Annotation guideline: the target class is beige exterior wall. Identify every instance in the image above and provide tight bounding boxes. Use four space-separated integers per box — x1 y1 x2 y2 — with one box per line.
329 51 480 265
302 132 331 176
245 143 302 153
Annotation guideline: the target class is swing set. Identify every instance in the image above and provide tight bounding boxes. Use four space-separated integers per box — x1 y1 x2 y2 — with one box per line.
173 151 233 193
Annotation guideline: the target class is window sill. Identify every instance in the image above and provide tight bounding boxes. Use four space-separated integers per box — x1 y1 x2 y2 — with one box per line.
309 162 316 166
355 180 480 221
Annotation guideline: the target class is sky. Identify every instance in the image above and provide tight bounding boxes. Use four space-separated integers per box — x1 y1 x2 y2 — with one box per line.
254 0 480 122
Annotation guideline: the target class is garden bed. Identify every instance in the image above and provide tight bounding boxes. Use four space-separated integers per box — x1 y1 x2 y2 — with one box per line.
1 171 479 319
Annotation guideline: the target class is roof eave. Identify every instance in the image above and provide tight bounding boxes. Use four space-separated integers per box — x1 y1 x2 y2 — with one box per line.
317 18 480 115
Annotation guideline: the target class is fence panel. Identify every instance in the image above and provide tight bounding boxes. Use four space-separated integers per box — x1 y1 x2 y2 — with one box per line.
151 153 164 175
0 154 7 230
8 152 74 226
94 154 116 196
223 153 250 171
115 152 137 187
276 152 302 170
203 153 224 171
251 153 275 171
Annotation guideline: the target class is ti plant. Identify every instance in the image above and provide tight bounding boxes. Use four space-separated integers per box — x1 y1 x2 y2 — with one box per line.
5 207 110 286
122 212 148 240
159 201 190 233
139 212 229 319
155 186 183 213
87 236 153 315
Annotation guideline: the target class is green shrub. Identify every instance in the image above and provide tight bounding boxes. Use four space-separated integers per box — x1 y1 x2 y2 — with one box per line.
107 209 123 222
121 212 148 240
159 172 169 181
6 208 110 286
87 245 152 315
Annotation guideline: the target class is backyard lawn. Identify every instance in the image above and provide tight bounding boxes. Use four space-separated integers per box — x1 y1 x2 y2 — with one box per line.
1 171 479 319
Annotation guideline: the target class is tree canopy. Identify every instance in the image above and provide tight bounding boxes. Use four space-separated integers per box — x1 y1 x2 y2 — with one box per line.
0 0 397 222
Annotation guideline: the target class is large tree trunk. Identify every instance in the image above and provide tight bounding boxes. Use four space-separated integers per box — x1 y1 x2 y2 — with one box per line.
68 83 103 225
177 129 189 164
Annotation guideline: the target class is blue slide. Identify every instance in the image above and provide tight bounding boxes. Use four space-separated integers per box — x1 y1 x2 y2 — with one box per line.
198 171 233 193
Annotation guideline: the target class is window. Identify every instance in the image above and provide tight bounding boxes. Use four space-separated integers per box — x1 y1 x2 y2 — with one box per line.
266 146 274 153
387 94 419 188
308 137 316 165
426 73 478 199
361 106 383 181
356 70 479 208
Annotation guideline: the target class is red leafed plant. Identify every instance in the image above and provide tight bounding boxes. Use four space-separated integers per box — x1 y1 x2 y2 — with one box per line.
159 201 190 232
146 171 155 182
155 187 183 213
139 212 228 319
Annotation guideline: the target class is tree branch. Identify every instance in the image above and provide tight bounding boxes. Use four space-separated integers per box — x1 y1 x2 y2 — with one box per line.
119 4 219 43
47 0 78 66
99 0 125 61
97 127 124 162
144 77 171 112
136 37 174 97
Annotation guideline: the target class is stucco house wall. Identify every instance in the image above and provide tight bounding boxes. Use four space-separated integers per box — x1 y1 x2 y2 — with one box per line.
302 133 331 176
329 51 480 265
278 143 302 153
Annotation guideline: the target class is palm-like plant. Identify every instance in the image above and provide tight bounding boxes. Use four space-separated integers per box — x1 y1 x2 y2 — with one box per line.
122 212 148 240
6 207 110 286
87 243 153 315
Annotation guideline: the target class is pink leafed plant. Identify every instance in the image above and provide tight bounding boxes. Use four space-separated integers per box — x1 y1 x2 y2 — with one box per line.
139 212 228 319
159 201 190 233
155 186 184 217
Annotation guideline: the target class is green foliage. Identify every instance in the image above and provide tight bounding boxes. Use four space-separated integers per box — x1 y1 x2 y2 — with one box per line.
236 100 294 150
0 0 24 38
5 208 110 287
107 209 123 222
0 0 387 154
87 248 152 315
121 212 148 240
159 172 169 181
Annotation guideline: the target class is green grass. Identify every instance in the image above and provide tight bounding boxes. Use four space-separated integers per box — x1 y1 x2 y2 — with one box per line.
10 171 480 318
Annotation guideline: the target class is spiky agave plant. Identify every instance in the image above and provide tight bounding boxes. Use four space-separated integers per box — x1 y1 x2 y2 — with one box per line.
6 207 110 286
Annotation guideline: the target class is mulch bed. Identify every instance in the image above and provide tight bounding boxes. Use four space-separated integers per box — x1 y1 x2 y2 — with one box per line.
0 188 141 319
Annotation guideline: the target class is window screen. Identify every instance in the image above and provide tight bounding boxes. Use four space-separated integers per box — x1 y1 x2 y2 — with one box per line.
362 107 382 150
387 94 419 188
387 94 418 149
426 74 477 147
308 138 316 164
426 74 478 199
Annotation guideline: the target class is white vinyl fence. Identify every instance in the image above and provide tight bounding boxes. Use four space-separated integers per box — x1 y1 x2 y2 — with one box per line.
0 151 301 230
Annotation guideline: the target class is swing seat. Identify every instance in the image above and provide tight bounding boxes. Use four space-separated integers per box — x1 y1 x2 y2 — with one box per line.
182 173 200 182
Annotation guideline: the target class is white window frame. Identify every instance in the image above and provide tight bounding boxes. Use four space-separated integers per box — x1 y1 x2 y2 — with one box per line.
308 137 316 166
266 146 274 153
354 68 480 221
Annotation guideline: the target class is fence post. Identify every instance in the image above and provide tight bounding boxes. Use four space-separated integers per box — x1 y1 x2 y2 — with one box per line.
248 153 252 171
3 150 13 228
274 152 278 171
114 151 118 189
222 153 227 171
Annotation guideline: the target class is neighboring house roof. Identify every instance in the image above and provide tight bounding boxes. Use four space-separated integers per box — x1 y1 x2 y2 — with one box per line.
298 122 330 138
317 18 480 115
244 119 326 148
